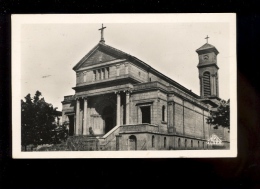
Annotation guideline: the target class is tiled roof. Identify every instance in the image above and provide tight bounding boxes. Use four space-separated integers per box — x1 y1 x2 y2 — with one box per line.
196 43 219 54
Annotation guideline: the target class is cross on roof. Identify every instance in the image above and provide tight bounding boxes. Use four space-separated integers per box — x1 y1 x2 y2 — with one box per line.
205 35 209 43
99 24 106 43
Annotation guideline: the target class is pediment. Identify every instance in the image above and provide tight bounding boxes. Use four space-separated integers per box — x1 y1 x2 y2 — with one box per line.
81 49 118 68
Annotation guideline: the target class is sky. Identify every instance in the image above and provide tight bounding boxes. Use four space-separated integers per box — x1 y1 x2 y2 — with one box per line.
20 15 233 111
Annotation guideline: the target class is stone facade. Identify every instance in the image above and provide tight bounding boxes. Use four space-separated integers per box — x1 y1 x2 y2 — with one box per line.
61 38 230 150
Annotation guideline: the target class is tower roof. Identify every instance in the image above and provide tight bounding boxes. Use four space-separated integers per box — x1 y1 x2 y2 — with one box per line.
196 43 219 55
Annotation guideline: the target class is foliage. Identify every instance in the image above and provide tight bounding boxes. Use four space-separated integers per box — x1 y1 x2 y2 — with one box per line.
21 91 58 148
52 123 69 144
206 99 230 130
37 136 99 151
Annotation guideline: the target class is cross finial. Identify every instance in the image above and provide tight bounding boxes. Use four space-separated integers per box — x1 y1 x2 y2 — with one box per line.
205 35 209 43
98 23 106 43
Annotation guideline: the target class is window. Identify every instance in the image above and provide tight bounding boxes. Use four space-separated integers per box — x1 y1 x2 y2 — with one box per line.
98 69 101 80
162 105 165 121
141 106 151 124
101 68 105 79
164 137 166 148
178 138 181 148
93 70 96 81
203 142 205 149
152 135 155 147
198 141 200 148
203 72 211 96
191 140 193 148
93 67 109 81
106 67 110 78
185 139 187 148
149 77 152 82
138 72 141 77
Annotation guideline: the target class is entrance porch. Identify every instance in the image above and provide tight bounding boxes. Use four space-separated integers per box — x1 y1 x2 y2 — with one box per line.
73 91 131 136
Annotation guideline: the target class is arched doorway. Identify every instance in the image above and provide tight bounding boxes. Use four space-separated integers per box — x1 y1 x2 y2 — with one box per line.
103 105 115 133
129 135 137 150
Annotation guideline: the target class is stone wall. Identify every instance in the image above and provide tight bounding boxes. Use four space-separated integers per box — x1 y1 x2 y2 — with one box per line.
129 63 148 82
62 101 75 124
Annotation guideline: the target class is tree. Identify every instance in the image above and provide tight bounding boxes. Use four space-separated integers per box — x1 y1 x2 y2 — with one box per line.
21 91 57 150
206 99 230 130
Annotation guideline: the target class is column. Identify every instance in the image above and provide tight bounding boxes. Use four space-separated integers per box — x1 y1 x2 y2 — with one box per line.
168 102 173 127
167 93 175 133
126 91 130 125
76 98 80 135
83 98 88 135
199 76 202 97
116 92 121 126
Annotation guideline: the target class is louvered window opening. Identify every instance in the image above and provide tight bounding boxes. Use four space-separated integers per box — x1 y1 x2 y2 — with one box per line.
93 67 110 81
203 72 211 96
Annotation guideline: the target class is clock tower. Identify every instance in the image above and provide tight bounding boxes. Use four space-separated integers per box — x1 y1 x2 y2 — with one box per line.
196 39 219 99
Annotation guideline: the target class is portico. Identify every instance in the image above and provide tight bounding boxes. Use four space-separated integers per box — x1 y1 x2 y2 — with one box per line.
74 90 131 136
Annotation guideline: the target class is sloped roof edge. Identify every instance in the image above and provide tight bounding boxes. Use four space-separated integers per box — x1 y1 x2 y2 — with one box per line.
196 43 219 54
72 43 100 70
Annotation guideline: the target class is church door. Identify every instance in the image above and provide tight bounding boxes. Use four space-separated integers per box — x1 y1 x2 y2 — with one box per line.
105 117 113 133
103 106 115 133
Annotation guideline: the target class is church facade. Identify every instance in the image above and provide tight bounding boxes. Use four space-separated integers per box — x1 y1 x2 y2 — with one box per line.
62 26 230 151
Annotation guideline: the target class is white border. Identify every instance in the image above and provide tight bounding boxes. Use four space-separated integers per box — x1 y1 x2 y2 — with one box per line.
12 14 237 158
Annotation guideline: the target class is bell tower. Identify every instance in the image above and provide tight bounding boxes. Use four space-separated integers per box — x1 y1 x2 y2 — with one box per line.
196 36 219 99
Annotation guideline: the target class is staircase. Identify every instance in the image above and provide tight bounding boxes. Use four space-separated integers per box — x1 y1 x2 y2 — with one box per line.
97 125 121 151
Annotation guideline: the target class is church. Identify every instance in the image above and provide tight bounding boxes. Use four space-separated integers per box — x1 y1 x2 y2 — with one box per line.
62 24 230 151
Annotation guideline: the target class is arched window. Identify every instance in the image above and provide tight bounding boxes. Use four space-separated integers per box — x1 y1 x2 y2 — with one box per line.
164 137 166 148
185 139 187 148
152 135 155 147
162 106 165 121
203 72 211 96
178 138 181 148
191 140 193 148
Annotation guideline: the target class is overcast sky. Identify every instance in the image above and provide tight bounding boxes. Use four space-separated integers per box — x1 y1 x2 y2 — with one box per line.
20 16 232 111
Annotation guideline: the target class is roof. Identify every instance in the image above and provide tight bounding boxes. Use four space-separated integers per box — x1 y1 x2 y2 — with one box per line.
73 42 201 99
73 42 151 71
196 43 219 54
